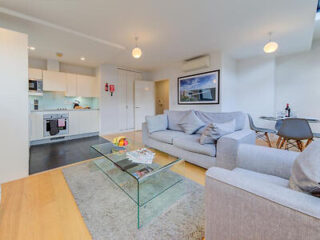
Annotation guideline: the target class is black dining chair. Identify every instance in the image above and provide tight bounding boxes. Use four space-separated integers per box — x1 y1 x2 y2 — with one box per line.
248 114 276 147
277 118 313 151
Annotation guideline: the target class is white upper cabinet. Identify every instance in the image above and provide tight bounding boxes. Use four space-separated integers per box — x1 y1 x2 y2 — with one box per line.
43 70 67 92
31 68 98 97
28 68 42 80
65 73 78 97
77 75 97 97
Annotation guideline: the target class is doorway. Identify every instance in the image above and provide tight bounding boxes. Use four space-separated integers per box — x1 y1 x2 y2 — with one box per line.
134 80 155 130
155 79 169 114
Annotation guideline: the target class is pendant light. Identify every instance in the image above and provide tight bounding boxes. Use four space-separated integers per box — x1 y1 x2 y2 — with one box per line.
132 37 142 59
264 32 278 54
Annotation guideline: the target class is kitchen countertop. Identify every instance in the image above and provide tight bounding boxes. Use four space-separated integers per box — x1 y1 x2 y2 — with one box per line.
30 108 99 112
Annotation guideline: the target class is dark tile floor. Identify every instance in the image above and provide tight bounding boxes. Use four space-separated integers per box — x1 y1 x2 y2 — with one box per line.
29 136 109 174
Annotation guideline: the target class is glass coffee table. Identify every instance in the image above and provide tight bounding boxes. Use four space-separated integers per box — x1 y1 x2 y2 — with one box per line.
91 139 185 228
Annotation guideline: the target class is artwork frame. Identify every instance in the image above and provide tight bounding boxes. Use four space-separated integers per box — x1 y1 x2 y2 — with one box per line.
177 70 220 105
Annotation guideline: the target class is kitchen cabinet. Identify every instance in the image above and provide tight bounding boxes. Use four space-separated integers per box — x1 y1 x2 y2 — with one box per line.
69 110 99 135
29 112 44 141
29 68 43 80
29 68 98 97
77 75 97 97
30 110 99 143
65 73 78 97
43 70 67 92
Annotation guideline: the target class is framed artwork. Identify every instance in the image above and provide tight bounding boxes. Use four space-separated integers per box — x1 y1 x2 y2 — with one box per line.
178 70 220 104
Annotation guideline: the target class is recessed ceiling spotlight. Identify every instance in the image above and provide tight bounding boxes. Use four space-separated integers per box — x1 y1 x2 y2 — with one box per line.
264 32 278 54
80 57 86 61
28 46 36 51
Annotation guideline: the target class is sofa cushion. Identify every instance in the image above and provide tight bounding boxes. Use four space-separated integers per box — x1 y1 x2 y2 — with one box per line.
178 111 205 134
173 135 216 157
195 111 246 132
149 130 186 144
167 110 189 131
146 114 168 133
233 168 289 187
199 120 236 144
289 141 320 196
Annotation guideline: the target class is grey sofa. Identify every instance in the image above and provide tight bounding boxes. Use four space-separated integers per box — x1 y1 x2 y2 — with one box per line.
142 110 256 169
206 144 320 240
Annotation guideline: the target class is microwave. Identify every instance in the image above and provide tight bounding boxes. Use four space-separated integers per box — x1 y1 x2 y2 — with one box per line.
29 80 43 92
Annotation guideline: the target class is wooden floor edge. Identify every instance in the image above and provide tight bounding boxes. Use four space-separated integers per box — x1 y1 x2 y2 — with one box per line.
59 168 93 239
0 156 104 188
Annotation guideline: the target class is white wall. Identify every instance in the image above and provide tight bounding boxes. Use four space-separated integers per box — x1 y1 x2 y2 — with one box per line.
220 54 238 112
98 64 146 135
0 28 29 184
29 57 96 76
150 46 320 133
29 57 47 70
98 64 120 135
275 40 320 132
151 52 222 112
60 62 96 76
150 52 275 129
235 56 276 128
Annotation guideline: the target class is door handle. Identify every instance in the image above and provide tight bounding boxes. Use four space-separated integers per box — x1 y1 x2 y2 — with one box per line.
135 107 141 108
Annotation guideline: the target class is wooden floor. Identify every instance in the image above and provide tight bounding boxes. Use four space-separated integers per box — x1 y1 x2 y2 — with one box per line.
0 131 276 240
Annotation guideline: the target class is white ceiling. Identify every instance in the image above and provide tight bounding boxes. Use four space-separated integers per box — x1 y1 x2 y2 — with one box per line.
0 0 318 71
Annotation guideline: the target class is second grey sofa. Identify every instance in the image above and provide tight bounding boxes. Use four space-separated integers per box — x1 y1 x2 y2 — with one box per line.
206 144 320 240
142 110 256 169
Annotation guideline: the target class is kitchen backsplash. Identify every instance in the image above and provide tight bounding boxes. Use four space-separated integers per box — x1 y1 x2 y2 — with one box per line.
29 92 99 110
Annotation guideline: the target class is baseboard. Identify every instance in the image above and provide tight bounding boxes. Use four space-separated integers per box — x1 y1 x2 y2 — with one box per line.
30 132 99 146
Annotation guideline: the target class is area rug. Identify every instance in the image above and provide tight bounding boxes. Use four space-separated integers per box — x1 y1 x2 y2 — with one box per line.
62 161 205 240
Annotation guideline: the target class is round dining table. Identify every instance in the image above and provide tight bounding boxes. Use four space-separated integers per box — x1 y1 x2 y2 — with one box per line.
259 116 320 150
260 116 320 123
260 116 320 132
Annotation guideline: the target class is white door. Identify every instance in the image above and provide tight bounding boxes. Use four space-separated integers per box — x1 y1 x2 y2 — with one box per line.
126 71 135 130
135 80 155 130
118 70 127 131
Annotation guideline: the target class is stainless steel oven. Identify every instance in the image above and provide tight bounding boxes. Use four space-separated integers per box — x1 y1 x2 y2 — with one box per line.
43 113 69 137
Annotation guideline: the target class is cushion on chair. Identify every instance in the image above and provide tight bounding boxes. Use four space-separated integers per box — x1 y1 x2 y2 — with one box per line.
199 120 236 144
167 110 189 131
178 111 205 134
149 130 186 144
145 114 168 133
232 168 289 187
289 141 320 196
173 135 216 157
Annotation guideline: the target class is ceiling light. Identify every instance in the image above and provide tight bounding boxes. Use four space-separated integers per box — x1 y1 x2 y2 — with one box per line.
264 32 278 54
80 57 86 61
28 46 36 51
132 37 142 59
